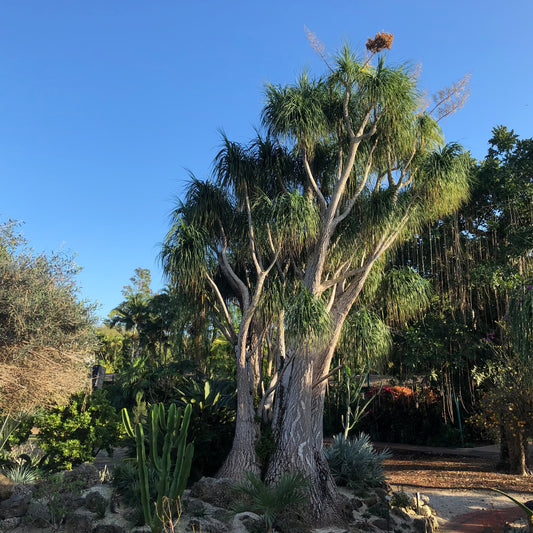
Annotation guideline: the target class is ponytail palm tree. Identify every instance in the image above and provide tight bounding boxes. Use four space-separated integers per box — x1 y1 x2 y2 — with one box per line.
163 38 471 522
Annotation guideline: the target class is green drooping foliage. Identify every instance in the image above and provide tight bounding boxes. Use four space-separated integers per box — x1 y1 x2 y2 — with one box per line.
0 220 97 412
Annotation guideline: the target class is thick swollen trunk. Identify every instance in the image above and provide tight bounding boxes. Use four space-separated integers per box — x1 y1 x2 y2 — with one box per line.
265 348 340 524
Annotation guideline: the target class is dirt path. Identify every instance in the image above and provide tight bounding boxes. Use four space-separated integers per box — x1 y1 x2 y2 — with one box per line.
384 448 533 531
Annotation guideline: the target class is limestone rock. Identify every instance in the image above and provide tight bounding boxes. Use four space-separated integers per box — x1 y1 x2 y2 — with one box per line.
371 516 389 530
189 477 234 509
417 504 432 518
92 524 128 533
0 517 21 532
64 512 94 533
0 493 31 519
413 516 437 533
188 516 229 532
391 506 411 522
85 490 108 515
26 499 52 527
62 462 100 489
230 511 263 533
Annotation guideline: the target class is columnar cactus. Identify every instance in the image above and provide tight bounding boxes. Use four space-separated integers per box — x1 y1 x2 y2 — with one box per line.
122 403 194 533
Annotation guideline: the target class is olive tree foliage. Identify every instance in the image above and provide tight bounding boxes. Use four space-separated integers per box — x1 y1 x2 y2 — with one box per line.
162 37 471 520
0 220 97 413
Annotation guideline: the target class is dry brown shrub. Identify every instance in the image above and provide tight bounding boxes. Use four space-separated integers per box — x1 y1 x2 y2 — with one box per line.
0 346 90 412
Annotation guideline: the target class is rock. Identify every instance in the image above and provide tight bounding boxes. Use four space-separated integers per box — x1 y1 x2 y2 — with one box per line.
92 524 127 533
0 475 14 501
371 517 389 530
188 516 229 532
85 490 108 516
63 462 100 489
12 483 34 499
182 496 206 516
417 505 432 518
364 494 378 507
0 493 31 518
351 497 364 510
92 524 128 533
130 527 151 533
26 499 53 527
0 517 21 532
413 516 437 533
373 488 389 501
64 513 94 533
230 511 263 533
311 527 350 533
189 477 235 509
391 506 411 522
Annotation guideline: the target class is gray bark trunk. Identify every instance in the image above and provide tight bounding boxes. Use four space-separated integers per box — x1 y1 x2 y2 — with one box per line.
265 347 340 523
217 343 261 478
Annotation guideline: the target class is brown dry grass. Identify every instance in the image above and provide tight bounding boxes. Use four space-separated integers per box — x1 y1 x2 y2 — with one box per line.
0 346 90 412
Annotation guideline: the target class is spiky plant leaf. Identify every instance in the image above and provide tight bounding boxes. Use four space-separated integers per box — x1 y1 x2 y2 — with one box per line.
326 433 391 489
232 471 308 531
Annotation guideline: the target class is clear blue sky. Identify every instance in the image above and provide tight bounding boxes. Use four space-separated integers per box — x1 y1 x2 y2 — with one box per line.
1 1 532 321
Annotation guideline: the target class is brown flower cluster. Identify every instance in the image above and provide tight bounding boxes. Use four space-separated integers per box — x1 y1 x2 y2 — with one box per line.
366 32 394 53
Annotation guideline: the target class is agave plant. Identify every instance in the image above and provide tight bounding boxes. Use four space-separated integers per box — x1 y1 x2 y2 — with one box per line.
4 462 39 484
326 432 391 489
232 471 309 533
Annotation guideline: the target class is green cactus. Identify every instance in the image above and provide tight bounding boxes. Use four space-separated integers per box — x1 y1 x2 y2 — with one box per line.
122 403 194 533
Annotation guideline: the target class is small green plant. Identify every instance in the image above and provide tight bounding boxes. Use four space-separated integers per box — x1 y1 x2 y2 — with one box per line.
232 471 308 533
326 433 391 489
390 490 412 509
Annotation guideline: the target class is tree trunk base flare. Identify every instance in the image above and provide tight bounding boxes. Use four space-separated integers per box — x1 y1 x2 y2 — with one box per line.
217 440 261 479
265 444 341 525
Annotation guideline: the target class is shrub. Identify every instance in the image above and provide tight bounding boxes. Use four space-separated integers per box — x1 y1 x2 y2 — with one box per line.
0 220 97 413
326 433 391 489
35 389 123 471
